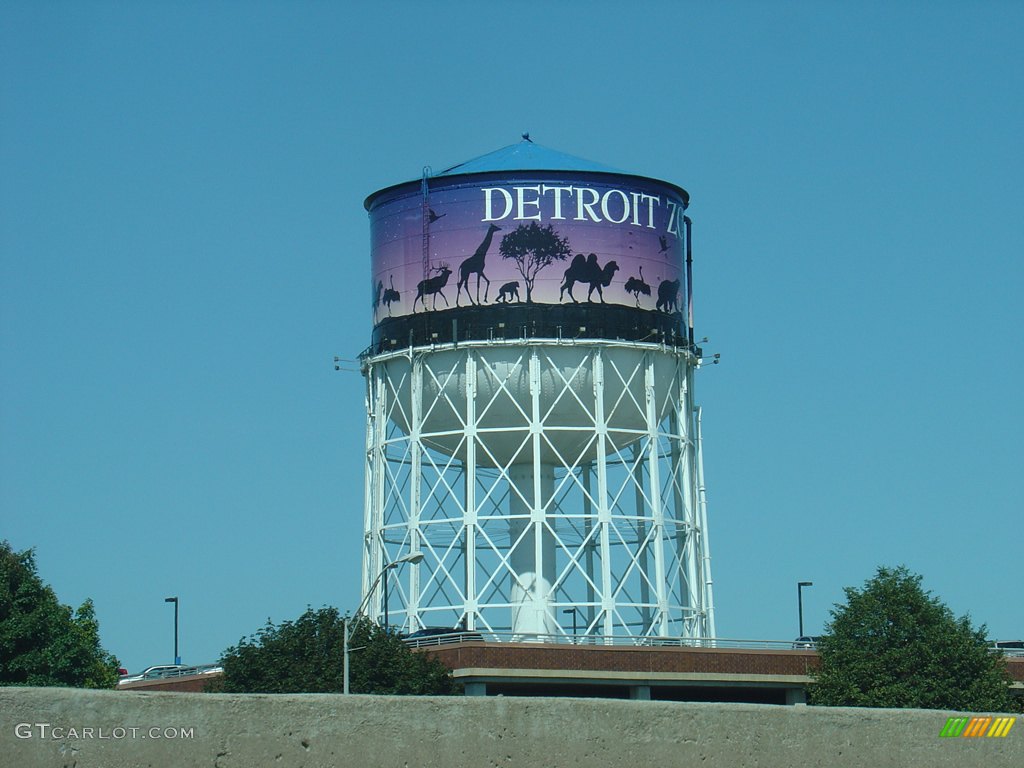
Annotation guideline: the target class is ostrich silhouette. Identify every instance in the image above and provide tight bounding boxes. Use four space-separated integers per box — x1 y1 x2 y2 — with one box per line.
456 224 501 305
624 266 651 306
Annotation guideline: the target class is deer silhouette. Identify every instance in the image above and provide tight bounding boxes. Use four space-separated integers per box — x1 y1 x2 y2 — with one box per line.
560 253 620 303
413 263 453 312
624 266 651 306
381 275 400 315
656 278 681 313
456 224 501 306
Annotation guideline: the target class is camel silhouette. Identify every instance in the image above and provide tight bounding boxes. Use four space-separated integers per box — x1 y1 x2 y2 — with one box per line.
560 253 620 303
456 224 501 306
624 266 651 307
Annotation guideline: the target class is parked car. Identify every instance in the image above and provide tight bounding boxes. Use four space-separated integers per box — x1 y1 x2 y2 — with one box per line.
792 636 821 649
991 640 1024 657
404 627 483 645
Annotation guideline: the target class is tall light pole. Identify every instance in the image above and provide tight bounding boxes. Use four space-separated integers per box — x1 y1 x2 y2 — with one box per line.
563 607 580 643
797 581 813 638
344 552 424 694
164 596 179 664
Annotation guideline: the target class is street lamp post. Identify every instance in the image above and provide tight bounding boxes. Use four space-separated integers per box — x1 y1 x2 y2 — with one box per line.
563 607 580 643
797 581 813 638
164 596 179 664
344 552 424 694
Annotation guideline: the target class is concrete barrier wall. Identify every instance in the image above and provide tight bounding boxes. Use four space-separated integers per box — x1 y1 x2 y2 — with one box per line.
2 686 1019 768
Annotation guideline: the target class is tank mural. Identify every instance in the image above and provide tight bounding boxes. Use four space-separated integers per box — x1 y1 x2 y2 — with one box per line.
368 176 688 325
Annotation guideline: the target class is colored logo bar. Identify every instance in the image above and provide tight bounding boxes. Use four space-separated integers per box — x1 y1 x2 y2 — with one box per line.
940 716 1016 738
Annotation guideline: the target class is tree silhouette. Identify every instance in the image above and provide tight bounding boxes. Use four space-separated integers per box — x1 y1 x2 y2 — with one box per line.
497 223 572 303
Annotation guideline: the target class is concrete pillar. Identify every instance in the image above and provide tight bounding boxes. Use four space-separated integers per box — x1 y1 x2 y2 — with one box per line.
629 685 652 700
785 687 807 705
464 682 487 697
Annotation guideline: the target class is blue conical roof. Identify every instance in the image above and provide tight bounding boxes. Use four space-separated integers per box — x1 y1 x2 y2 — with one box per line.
365 137 688 210
435 137 624 176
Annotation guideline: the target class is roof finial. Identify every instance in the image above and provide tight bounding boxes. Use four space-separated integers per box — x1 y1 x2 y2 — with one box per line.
521 132 532 143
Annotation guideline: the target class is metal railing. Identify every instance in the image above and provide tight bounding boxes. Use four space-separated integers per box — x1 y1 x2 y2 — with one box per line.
404 631 810 651
118 663 223 684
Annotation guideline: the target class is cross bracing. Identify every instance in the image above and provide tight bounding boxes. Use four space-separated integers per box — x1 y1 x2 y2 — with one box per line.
362 339 715 641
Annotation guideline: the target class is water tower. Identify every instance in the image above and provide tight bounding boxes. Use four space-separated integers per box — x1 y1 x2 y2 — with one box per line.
359 139 715 641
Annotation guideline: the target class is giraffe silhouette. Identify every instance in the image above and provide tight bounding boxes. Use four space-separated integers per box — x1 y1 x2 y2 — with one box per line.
456 224 501 306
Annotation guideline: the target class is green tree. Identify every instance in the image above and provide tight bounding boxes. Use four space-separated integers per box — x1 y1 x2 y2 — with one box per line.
0 541 120 688
498 222 572 302
811 565 1016 711
215 607 458 695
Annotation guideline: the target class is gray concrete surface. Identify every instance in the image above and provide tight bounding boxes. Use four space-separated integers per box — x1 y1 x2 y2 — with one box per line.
2 686 1019 767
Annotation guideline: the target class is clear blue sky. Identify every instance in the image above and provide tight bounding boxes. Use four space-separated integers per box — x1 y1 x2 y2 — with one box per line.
2 1 1021 673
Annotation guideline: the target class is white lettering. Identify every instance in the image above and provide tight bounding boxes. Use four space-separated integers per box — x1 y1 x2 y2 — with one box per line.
37 723 51 739
82 727 94 738
639 193 659 228
480 185 668 231
54 727 67 739
600 189 630 224
515 185 542 221
112 727 127 739
15 723 33 739
575 187 601 222
482 188 513 222
541 185 573 219
666 199 683 237
180 727 195 739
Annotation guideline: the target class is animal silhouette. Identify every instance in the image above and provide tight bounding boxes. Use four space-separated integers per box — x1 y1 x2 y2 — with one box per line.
560 253 620 303
656 278 681 313
428 208 446 224
457 224 501 306
658 236 669 254
624 266 651 306
413 263 453 312
381 275 400 315
495 281 520 303
373 279 383 316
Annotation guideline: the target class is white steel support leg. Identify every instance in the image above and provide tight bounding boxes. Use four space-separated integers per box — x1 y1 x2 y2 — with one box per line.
645 355 669 637
695 405 715 638
464 352 477 631
593 351 613 637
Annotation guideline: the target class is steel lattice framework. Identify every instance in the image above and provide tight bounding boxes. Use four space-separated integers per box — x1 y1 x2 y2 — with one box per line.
360 339 715 641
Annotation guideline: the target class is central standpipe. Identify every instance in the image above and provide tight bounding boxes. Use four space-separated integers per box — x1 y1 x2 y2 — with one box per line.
508 464 557 636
